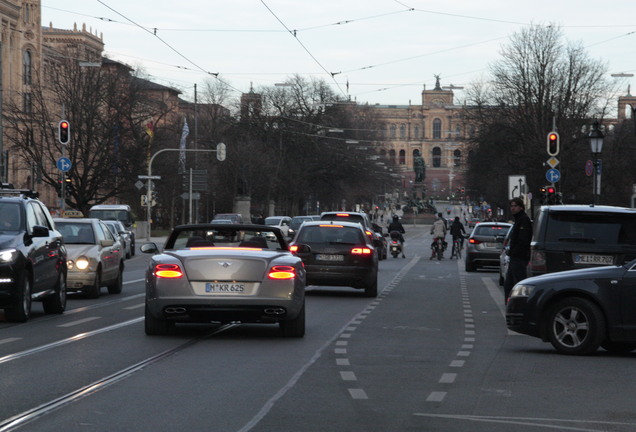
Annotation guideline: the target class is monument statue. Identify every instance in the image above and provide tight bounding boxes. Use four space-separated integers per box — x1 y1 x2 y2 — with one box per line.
414 156 425 183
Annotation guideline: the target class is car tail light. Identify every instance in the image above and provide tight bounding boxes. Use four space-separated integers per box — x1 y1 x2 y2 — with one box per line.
155 263 183 278
268 265 296 279
289 245 299 253
351 247 372 255
336 213 350 217
469 238 480 244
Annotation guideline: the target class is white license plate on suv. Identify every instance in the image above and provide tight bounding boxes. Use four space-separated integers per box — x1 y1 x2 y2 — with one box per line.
574 254 613 265
316 254 344 261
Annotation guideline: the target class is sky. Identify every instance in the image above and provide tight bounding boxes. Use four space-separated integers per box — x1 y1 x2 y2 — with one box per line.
41 0 636 107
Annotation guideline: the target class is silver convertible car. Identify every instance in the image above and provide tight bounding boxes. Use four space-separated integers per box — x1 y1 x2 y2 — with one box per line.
140 224 306 337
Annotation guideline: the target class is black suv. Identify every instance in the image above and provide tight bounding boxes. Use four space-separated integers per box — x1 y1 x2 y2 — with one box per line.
529 204 636 277
0 186 67 322
319 211 386 260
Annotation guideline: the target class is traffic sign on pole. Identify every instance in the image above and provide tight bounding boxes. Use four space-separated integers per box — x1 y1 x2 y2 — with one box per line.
546 168 561 183
56 157 71 172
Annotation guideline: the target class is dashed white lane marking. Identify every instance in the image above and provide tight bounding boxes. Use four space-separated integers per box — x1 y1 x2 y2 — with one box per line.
340 371 357 381
335 340 348 346
348 389 368 399
426 392 446 402
450 360 465 367
0 337 21 345
439 373 457 384
336 358 350 366
123 303 145 310
57 316 101 327
335 348 347 354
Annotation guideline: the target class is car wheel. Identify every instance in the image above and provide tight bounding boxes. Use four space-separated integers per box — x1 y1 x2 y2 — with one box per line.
280 302 305 338
600 341 636 354
364 274 378 298
465 259 475 272
145 304 170 335
546 298 606 355
86 270 101 299
5 271 32 323
43 271 67 314
107 265 124 294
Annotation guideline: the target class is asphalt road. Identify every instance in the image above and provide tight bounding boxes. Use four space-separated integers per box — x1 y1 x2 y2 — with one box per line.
1 225 636 432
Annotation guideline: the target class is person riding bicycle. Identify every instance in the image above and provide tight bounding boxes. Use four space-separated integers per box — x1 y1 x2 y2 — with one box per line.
430 213 447 259
450 216 466 254
388 215 406 258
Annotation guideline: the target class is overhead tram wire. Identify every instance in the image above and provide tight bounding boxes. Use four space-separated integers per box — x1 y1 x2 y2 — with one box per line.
259 0 347 98
94 0 243 96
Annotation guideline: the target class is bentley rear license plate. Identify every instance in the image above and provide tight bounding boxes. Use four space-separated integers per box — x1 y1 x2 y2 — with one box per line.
205 282 246 293
574 254 613 265
316 254 344 261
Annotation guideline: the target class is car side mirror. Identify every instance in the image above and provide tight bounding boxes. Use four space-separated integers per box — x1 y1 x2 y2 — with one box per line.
296 244 311 253
100 239 114 247
141 242 159 254
31 225 49 237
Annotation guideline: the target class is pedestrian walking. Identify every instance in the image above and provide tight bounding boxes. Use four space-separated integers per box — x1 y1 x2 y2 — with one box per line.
503 197 532 303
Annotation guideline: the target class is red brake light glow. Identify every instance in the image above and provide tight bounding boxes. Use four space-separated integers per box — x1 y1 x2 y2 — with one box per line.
351 247 372 255
268 265 296 279
335 213 350 217
469 238 480 244
155 263 183 278
289 245 299 253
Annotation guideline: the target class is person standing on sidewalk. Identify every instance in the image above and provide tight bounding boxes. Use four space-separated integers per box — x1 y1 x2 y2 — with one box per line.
503 197 532 303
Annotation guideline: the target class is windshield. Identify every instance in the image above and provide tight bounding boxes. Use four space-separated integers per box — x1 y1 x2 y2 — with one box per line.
0 202 21 231
57 222 95 244
166 226 287 250
545 212 636 246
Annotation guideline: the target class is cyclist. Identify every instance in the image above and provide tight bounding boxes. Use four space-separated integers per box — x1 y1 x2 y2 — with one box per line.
430 213 447 259
387 215 406 258
449 216 466 258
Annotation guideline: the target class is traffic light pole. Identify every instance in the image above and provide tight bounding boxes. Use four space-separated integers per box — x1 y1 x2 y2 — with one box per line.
145 148 220 240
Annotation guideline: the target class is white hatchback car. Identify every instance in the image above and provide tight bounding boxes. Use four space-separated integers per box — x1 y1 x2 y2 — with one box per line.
55 218 125 298
264 216 292 238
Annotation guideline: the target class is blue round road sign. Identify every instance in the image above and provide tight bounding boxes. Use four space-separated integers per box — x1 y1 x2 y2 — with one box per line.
57 157 71 172
546 168 561 183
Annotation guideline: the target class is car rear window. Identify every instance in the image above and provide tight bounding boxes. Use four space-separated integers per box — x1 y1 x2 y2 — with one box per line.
544 212 636 246
297 226 364 244
474 225 510 237
320 214 365 225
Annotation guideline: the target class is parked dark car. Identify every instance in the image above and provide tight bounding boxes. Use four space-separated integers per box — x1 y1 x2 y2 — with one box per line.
529 204 636 277
290 221 378 297
465 222 512 272
0 186 67 322
506 261 636 355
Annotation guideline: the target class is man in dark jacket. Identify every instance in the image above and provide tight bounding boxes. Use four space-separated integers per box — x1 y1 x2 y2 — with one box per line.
503 197 532 303
388 215 406 258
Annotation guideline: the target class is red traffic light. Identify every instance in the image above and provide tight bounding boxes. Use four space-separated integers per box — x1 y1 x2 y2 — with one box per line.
60 121 69 129
547 186 556 194
58 120 70 144
548 133 557 141
546 131 560 156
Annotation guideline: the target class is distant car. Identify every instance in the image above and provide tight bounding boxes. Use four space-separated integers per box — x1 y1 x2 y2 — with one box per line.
506 261 636 355
88 204 135 253
465 222 512 272
210 219 232 224
289 220 378 297
0 187 67 322
103 220 133 259
54 218 125 298
140 223 306 337
211 213 243 224
371 222 388 260
319 211 384 259
467 218 480 229
288 215 320 239
264 216 292 238
529 204 636 277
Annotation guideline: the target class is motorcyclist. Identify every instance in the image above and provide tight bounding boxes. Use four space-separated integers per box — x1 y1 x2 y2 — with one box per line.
388 215 406 258
430 213 447 259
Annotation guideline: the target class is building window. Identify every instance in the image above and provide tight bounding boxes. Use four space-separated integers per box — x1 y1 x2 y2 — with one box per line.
23 92 32 114
413 126 420 138
389 149 396 165
454 150 462 167
23 50 32 86
390 124 397 138
399 149 406 165
399 124 406 139
432 147 441 167
433 118 442 139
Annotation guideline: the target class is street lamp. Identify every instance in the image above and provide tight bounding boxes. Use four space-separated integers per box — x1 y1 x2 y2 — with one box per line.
588 121 604 205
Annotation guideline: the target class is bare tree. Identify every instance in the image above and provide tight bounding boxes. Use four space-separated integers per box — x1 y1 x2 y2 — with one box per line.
464 24 615 207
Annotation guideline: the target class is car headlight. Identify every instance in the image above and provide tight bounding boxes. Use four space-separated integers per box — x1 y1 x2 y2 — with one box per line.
75 256 90 270
510 283 535 298
0 248 19 264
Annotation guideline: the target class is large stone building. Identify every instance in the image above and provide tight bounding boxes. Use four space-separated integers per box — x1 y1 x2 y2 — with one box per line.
369 76 469 202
